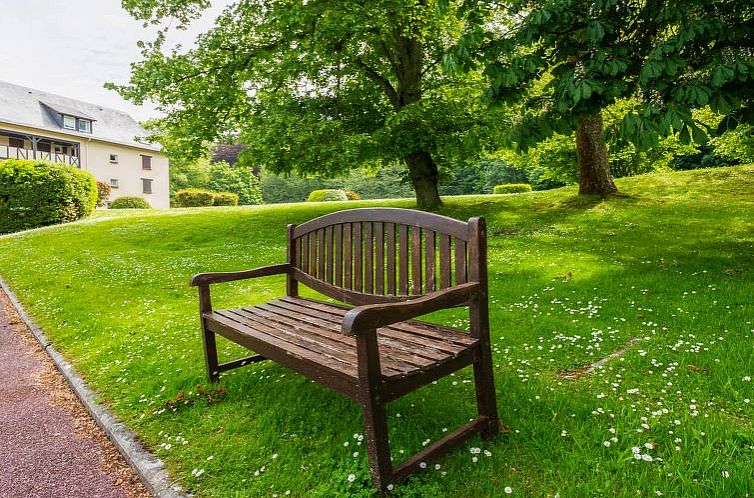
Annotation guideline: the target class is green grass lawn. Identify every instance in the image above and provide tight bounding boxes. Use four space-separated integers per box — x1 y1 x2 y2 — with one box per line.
1 166 752 497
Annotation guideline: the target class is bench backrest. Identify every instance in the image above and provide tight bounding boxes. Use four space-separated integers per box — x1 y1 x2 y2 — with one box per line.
287 208 487 306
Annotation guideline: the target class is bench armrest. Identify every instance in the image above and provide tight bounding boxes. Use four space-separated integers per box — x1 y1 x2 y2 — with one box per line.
341 282 479 336
189 263 290 287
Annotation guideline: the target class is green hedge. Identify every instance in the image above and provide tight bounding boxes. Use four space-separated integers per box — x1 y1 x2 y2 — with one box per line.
306 189 348 202
493 183 533 194
175 188 215 207
213 191 239 206
0 159 97 234
110 196 151 209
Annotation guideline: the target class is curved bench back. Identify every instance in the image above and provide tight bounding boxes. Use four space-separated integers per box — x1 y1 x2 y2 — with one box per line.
287 208 486 305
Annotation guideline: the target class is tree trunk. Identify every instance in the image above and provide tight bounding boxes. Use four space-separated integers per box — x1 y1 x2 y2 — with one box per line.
405 150 442 210
576 112 618 195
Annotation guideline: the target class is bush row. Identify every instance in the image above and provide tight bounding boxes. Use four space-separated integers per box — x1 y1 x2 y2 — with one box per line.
110 196 151 209
0 159 97 234
493 183 533 194
174 188 239 207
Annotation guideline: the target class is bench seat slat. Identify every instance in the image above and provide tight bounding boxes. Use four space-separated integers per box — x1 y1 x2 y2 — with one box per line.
267 299 463 362
281 296 478 348
205 297 479 382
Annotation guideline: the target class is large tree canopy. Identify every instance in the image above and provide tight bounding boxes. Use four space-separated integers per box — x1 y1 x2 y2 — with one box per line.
449 0 754 194
114 0 501 209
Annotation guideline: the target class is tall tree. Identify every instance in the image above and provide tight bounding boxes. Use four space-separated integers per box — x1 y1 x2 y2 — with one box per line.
450 0 754 195
114 0 495 209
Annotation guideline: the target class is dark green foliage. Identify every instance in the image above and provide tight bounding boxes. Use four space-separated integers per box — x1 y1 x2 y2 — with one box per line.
212 192 239 206
0 159 97 233
260 164 415 204
670 145 740 171
110 196 152 209
96 181 111 207
175 188 215 207
307 189 348 202
206 162 263 205
493 183 532 194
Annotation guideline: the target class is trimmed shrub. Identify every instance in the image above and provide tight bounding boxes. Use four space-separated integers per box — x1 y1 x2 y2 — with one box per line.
0 159 97 234
110 196 151 209
213 191 239 206
307 189 348 202
493 183 533 194
96 181 111 207
345 190 361 201
175 188 215 207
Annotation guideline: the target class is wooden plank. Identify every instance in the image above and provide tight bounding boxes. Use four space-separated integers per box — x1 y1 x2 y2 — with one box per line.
411 226 422 295
439 233 451 289
265 300 447 365
335 224 343 287
317 228 325 280
353 222 363 293
325 225 334 284
287 224 298 297
204 313 361 400
374 223 384 294
217 354 267 372
364 222 373 294
455 238 467 285
281 295 478 347
398 224 409 295
344 223 353 290
386 223 396 295
293 270 410 306
292 207 470 241
309 232 317 277
302 234 310 274
425 230 436 293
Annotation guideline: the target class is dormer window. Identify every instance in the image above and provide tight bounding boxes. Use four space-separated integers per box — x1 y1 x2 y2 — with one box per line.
61 114 92 133
77 119 91 133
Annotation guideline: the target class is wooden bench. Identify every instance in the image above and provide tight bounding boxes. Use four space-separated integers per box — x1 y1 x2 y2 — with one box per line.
189 207 501 494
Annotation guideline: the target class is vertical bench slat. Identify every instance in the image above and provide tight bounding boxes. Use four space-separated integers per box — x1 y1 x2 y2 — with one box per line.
439 234 452 289
398 224 409 295
425 230 436 292
317 229 325 280
386 223 396 295
353 222 363 293
335 224 343 287
411 226 422 295
364 222 374 294
325 226 334 284
455 238 467 285
374 223 384 295
302 234 309 273
344 223 353 290
310 232 318 278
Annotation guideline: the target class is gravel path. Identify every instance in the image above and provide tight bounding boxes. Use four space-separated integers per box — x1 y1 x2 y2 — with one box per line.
0 292 150 498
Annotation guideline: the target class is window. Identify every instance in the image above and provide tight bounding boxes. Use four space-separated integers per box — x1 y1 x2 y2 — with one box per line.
53 145 64 154
63 115 76 129
109 154 118 163
141 155 152 170
77 119 91 133
8 137 24 149
110 178 119 189
142 178 153 194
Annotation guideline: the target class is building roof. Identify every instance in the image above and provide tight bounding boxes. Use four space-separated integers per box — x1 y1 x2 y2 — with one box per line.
0 80 160 152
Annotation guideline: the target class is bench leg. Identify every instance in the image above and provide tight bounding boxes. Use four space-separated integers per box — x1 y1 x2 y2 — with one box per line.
473 349 500 440
201 321 220 383
362 397 393 495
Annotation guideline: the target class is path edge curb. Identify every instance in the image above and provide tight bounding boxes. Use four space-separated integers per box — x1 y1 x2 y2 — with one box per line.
0 276 188 498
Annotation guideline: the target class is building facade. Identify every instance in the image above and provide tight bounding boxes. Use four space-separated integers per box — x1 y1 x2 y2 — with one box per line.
0 81 169 208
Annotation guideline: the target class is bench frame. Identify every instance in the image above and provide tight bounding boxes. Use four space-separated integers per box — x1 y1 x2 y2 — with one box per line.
190 208 500 494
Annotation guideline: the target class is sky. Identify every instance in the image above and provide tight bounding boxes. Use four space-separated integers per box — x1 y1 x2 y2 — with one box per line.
0 0 230 122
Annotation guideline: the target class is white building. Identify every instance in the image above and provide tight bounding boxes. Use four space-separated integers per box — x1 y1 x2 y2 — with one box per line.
0 80 169 208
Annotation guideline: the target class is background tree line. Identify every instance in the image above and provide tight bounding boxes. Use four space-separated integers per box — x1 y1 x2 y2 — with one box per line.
116 0 754 208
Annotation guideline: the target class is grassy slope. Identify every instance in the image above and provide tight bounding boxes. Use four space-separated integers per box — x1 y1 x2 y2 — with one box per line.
1 166 752 497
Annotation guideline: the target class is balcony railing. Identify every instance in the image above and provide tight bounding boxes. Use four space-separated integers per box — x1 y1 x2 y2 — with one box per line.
0 145 80 167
